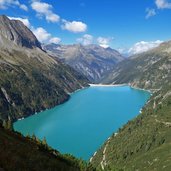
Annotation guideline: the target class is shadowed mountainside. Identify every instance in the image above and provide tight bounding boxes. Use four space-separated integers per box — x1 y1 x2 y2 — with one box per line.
0 15 89 122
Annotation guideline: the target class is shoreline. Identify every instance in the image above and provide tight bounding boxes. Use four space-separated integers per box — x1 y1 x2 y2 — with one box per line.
89 83 127 87
89 84 152 164
130 85 152 94
15 85 90 123
68 85 89 95
89 83 152 95
14 82 153 164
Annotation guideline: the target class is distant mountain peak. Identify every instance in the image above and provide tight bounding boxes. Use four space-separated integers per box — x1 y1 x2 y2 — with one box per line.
0 15 41 49
43 43 125 82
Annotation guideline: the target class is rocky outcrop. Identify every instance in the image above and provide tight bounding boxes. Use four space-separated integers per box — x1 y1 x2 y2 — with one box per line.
0 15 41 49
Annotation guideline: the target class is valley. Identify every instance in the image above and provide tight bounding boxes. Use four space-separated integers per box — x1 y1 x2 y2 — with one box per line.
13 85 150 161
0 4 171 170
43 43 124 82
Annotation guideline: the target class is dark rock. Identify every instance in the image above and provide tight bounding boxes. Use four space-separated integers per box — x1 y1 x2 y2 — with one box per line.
0 15 41 49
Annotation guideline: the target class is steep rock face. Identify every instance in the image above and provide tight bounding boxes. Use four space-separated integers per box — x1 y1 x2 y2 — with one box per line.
0 15 41 49
43 43 124 82
0 15 89 121
91 41 171 170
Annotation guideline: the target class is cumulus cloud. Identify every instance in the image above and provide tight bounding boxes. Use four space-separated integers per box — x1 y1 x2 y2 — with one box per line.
155 0 171 9
49 37 61 44
8 16 30 28
62 20 87 33
19 4 28 11
31 1 88 34
32 27 61 44
0 0 28 11
77 34 93 45
32 27 51 42
128 40 163 55
31 1 60 23
146 8 156 19
97 37 113 48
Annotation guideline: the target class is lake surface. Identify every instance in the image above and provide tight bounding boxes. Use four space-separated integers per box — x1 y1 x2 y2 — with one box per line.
14 86 150 160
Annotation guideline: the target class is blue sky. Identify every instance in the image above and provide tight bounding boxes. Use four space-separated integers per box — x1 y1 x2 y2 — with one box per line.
0 0 171 54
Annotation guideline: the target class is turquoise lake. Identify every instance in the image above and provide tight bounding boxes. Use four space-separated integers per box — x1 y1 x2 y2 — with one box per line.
14 86 150 160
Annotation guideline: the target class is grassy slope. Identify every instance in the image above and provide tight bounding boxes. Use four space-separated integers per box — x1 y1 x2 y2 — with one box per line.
92 90 171 170
91 43 171 170
0 124 95 171
102 50 171 90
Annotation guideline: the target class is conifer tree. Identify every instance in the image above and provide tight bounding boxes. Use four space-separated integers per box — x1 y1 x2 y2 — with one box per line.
42 137 48 149
7 119 13 130
2 120 7 129
32 133 37 141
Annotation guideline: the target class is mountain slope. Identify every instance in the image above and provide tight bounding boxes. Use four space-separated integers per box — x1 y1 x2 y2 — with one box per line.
0 15 89 122
0 15 41 49
43 43 124 82
0 123 94 171
102 41 171 90
91 41 171 170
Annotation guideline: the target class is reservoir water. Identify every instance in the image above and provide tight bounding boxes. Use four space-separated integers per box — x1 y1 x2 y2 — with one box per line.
14 86 150 160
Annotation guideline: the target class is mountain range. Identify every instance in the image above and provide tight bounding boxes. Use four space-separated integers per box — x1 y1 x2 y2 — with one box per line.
43 43 124 82
1 14 171 171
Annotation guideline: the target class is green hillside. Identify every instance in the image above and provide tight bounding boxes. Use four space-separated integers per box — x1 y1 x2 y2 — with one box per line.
0 122 95 171
91 41 171 170
0 47 88 121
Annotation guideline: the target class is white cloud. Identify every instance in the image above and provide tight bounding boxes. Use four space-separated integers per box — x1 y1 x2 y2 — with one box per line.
77 34 93 45
8 16 30 28
19 4 28 11
155 0 171 9
146 8 156 19
32 27 61 44
117 48 128 54
97 37 113 48
128 40 163 55
0 0 28 11
62 20 87 33
31 1 60 23
49 37 61 44
32 27 51 42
